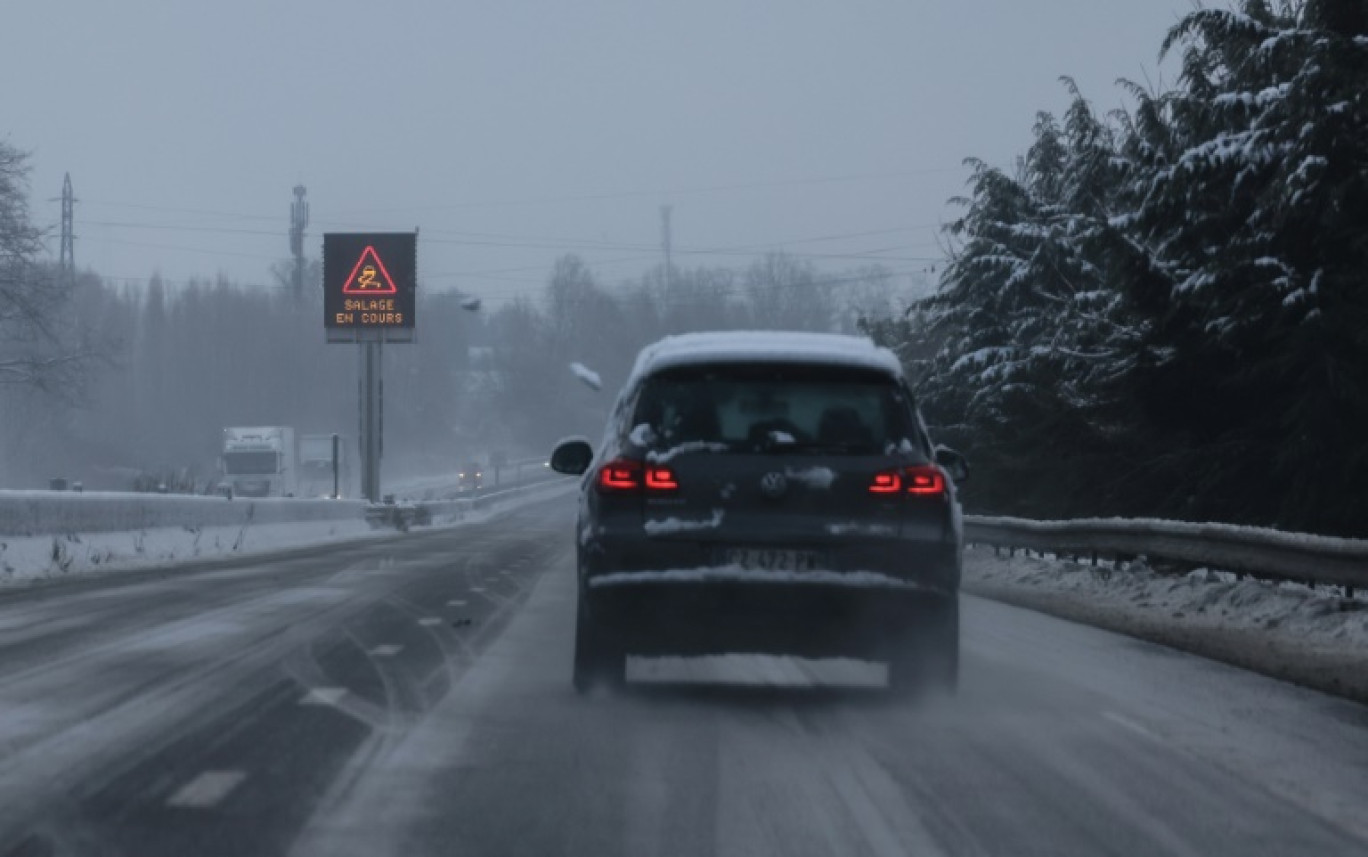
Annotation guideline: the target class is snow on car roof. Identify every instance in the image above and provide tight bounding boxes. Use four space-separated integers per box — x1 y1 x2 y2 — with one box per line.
630 331 904 380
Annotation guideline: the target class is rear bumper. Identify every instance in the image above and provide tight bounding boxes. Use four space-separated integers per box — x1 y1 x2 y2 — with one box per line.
582 532 960 591
579 527 960 658
582 576 954 659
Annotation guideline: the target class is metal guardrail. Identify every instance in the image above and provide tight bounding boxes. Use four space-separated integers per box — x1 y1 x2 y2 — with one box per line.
0 476 570 541
409 476 570 525
964 515 1368 594
388 457 550 500
0 491 366 537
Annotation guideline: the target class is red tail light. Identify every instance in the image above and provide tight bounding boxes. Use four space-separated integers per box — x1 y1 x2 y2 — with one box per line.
644 466 679 491
597 459 642 492
904 465 946 496
871 466 946 496
597 459 679 493
869 471 902 494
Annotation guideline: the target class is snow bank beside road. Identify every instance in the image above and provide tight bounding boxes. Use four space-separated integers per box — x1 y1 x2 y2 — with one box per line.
0 491 364 537
964 547 1368 702
0 480 576 586
0 518 378 583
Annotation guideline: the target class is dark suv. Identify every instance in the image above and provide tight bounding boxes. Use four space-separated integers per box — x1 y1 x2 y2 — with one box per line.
550 332 967 694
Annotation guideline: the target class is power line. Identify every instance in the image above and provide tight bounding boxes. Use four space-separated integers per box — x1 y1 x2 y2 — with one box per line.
80 200 284 222
330 166 963 215
84 235 284 261
77 165 962 223
79 218 944 250
79 218 946 267
83 220 281 237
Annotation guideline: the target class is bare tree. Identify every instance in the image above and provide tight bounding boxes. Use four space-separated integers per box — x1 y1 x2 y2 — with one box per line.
0 141 97 393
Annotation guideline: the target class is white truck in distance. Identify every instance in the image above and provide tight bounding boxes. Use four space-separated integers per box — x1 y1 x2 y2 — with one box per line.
221 427 297 498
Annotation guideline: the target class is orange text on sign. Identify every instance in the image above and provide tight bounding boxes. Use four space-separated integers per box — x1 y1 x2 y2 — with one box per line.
345 298 395 311
334 311 405 325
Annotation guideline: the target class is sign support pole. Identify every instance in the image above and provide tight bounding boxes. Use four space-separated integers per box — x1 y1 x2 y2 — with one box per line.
325 231 415 506
360 339 383 503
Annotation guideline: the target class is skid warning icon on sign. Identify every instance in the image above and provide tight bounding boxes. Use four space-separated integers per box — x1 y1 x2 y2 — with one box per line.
341 246 398 295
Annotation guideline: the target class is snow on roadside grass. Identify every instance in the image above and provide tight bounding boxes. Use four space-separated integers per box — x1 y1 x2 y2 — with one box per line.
0 519 380 584
0 481 576 585
965 547 1368 650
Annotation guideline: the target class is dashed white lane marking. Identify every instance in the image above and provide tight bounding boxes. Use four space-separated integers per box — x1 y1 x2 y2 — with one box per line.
166 770 247 808
470 586 486 593
447 599 467 607
1102 710 1162 742
299 687 349 706
418 617 444 627
369 644 403 657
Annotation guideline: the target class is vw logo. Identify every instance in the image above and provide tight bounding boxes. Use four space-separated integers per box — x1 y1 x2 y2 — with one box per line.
760 472 788 499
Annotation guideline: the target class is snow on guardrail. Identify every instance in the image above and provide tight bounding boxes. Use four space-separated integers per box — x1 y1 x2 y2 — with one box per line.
0 478 576 581
389 458 551 501
964 515 1368 591
414 475 570 523
0 491 366 538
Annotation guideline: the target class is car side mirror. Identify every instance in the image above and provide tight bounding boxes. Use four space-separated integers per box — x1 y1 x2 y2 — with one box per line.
934 445 969 484
550 437 594 475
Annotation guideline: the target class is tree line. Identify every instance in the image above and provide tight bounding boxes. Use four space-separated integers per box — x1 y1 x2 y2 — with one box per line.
870 0 1367 536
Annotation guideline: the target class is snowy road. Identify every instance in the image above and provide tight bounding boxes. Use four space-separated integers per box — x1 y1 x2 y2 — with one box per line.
1 493 1366 856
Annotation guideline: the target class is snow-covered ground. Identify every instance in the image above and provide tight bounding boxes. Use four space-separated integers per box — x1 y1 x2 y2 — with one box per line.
0 481 573 587
0 491 362 537
964 546 1368 701
0 518 378 583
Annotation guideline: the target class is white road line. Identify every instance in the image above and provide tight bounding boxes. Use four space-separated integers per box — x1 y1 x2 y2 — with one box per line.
447 599 467 607
299 687 349 707
418 617 444 627
470 586 486 593
166 770 247 808
369 644 403 657
1102 710 1162 742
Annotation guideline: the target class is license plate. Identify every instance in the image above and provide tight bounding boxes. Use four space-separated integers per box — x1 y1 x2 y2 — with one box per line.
715 548 825 572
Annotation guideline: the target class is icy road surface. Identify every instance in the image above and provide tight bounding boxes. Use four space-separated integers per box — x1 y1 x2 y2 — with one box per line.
0 494 1365 856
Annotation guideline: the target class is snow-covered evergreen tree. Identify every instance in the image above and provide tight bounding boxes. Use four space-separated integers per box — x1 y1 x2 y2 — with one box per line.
915 89 1152 516
887 0 1367 534
1123 0 1368 531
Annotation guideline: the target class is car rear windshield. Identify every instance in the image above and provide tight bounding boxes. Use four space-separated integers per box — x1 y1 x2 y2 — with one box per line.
631 363 919 454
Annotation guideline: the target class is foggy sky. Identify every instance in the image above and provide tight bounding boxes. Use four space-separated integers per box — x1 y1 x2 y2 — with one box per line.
5 1 1183 307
